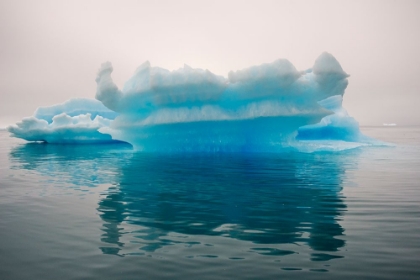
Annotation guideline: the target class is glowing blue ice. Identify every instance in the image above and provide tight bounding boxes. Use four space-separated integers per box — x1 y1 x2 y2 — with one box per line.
9 53 377 151
95 52 369 152
297 95 365 142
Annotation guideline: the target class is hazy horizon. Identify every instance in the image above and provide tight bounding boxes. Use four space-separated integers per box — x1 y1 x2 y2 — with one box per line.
1 0 419 128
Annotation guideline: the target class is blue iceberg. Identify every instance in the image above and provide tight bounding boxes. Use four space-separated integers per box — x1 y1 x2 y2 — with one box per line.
298 95 366 142
8 52 378 151
7 98 121 144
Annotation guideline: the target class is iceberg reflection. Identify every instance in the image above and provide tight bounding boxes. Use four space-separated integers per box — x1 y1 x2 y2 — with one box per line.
9 143 132 187
9 144 357 260
98 152 352 258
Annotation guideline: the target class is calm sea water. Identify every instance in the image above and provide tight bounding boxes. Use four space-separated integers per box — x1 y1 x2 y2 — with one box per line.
0 127 419 279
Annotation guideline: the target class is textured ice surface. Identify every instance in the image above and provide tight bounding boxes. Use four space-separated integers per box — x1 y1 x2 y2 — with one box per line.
8 99 120 144
9 53 377 151
34 98 118 122
297 95 369 142
95 52 366 151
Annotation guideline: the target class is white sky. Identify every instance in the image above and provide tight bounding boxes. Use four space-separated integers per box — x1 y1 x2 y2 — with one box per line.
1 0 419 127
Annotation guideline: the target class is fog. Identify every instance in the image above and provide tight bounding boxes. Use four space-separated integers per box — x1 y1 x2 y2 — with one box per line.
1 0 419 127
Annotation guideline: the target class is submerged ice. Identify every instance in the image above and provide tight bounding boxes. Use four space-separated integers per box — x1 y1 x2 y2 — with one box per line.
8 53 376 151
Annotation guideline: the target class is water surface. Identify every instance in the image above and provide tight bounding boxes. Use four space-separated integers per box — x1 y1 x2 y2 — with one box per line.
0 127 419 279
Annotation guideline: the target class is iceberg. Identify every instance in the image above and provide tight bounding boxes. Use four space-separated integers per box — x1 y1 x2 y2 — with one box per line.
95 52 365 152
8 52 377 152
7 98 121 144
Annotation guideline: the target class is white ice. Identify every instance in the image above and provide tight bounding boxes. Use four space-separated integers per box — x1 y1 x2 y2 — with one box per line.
8 98 119 144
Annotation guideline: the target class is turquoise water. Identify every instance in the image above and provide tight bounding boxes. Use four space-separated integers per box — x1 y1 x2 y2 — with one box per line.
0 127 419 279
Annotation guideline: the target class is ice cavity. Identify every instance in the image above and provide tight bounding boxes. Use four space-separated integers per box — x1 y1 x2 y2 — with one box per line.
8 98 121 144
95 52 356 152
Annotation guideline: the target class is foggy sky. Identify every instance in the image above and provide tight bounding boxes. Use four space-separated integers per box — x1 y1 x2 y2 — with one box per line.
1 0 419 127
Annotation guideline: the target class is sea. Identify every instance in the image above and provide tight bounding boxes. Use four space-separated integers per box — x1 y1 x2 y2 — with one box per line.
0 126 419 279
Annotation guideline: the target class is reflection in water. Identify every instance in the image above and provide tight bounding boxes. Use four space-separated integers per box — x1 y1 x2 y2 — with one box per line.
9 143 132 187
10 143 359 262
98 153 351 259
